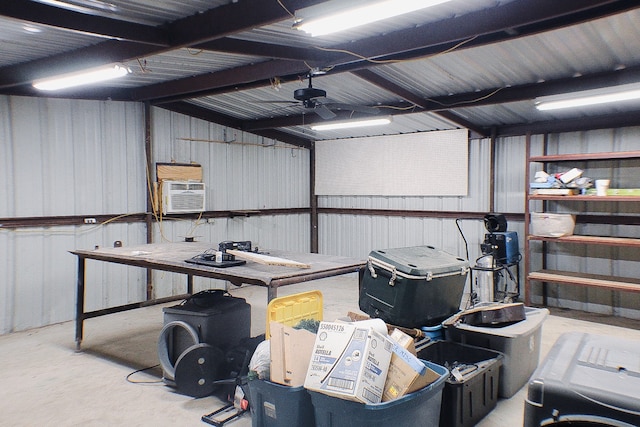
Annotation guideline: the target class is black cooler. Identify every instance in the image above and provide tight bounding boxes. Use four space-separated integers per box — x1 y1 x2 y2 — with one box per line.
359 245 469 328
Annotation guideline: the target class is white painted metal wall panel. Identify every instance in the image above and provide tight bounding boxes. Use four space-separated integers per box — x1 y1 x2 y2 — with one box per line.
1 98 310 334
0 96 148 334
148 107 311 300
2 94 639 334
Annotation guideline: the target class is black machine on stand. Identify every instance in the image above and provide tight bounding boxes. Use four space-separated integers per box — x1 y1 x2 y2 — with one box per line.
472 214 521 303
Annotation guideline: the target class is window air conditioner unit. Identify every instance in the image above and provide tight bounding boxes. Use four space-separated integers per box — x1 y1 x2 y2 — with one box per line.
161 181 206 214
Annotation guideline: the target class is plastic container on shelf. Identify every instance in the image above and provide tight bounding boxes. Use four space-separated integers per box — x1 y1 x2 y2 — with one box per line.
530 212 576 237
444 306 549 398
309 360 448 427
417 341 503 427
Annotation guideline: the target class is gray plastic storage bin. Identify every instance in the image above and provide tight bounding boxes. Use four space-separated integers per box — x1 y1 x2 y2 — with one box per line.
359 245 469 328
309 360 448 427
444 306 548 398
524 332 640 427
247 379 315 427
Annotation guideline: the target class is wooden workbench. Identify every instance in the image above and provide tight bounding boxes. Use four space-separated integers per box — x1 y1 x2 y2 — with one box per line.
70 242 365 349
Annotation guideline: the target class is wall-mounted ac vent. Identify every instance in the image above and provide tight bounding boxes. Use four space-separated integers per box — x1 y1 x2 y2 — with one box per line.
161 181 206 214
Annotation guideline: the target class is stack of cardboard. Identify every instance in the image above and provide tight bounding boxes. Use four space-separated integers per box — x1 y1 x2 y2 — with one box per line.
268 317 441 405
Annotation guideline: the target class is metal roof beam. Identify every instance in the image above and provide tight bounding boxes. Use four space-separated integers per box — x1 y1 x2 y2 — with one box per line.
350 69 488 137
238 65 640 134
195 38 325 62
0 0 169 46
160 102 313 149
127 0 636 103
494 109 640 137
0 0 330 89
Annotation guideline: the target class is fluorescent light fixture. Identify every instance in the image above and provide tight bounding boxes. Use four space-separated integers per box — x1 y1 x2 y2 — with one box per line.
311 117 392 131
536 82 640 111
33 64 131 91
295 0 452 37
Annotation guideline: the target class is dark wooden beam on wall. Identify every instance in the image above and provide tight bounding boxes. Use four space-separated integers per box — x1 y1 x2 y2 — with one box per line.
159 101 313 149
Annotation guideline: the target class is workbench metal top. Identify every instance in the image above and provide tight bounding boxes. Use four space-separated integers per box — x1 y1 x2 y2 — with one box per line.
71 241 365 288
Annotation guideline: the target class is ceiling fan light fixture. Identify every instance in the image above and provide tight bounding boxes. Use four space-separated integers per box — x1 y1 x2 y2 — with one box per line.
295 0 453 37
311 117 392 131
33 64 131 91
535 82 640 111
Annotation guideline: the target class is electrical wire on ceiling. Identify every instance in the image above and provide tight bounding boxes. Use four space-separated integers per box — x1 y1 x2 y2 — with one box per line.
312 35 479 65
276 0 295 18
136 58 150 74
425 87 505 108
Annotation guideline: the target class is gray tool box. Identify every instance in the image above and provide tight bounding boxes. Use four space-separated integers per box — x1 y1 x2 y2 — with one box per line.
524 331 640 427
359 245 469 328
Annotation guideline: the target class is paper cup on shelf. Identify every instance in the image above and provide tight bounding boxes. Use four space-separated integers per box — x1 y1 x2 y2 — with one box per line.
595 179 610 196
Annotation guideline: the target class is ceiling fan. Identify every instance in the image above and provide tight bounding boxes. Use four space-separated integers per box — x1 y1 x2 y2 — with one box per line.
264 74 380 120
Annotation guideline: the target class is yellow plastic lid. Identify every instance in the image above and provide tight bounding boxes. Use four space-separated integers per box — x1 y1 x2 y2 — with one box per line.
265 290 323 339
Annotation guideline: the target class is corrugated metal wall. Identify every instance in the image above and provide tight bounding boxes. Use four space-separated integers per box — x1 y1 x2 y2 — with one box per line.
2 95 638 334
318 138 492 260
0 96 147 333
0 97 310 334
148 107 310 296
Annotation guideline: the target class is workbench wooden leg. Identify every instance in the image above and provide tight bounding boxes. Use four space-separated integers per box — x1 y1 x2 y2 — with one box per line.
187 274 193 295
75 257 86 350
267 286 277 302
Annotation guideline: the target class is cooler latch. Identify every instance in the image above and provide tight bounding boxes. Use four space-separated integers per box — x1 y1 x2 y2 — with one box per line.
388 267 397 287
367 259 377 278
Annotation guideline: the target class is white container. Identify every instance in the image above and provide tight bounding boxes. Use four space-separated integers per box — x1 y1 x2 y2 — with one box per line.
595 179 610 196
530 213 576 237
444 306 549 398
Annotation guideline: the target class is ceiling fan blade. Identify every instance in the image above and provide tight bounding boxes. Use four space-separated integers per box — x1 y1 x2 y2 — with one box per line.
255 100 300 105
324 103 380 115
314 104 337 119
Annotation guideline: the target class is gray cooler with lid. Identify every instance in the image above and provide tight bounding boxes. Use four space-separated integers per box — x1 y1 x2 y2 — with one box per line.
524 331 640 427
359 245 469 328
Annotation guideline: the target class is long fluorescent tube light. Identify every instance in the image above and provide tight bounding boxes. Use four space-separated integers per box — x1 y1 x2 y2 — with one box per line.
33 64 131 91
536 83 640 111
311 117 391 131
295 0 452 37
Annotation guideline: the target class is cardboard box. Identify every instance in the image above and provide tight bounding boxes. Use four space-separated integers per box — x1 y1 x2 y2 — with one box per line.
269 321 316 387
304 321 393 404
382 334 441 402
389 328 417 354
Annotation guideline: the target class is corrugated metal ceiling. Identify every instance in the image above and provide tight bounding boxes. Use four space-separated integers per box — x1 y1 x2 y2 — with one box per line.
2 0 640 145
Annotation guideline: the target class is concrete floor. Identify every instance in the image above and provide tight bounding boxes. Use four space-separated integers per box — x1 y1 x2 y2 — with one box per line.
2 273 640 427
